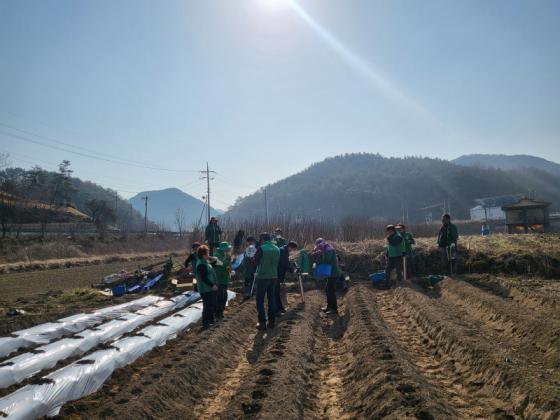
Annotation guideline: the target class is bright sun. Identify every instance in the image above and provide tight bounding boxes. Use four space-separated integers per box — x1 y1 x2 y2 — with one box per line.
258 0 292 13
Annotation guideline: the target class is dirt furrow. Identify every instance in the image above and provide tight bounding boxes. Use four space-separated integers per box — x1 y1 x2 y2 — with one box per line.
393 285 560 419
376 290 513 419
438 278 559 367
337 285 455 419
311 308 350 420
220 291 322 419
464 275 559 316
59 299 260 419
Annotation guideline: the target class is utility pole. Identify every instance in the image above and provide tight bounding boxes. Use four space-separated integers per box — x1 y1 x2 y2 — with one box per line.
114 192 118 229
142 195 148 235
264 187 269 225
199 162 216 224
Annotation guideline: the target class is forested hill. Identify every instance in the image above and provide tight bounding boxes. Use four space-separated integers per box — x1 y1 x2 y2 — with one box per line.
453 154 560 177
225 154 560 222
0 166 148 230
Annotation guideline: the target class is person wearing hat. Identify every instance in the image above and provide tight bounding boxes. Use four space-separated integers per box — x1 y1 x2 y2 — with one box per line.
253 232 280 330
195 245 218 329
312 238 341 314
242 236 258 299
274 228 287 248
385 225 404 287
205 217 222 255
396 224 415 277
214 241 232 320
185 242 201 292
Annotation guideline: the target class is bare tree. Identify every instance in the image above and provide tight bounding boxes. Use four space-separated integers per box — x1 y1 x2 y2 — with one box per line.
85 198 116 237
0 153 10 170
174 208 186 238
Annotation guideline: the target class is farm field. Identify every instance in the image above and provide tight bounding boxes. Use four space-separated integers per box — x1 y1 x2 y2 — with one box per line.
56 276 560 419
0 257 175 334
0 234 558 419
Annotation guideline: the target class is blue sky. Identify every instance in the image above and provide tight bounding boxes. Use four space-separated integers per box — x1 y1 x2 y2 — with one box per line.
1 0 559 209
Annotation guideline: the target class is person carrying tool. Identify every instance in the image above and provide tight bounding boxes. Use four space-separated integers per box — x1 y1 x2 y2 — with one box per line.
276 241 299 315
213 241 232 321
185 242 201 291
195 245 218 330
253 233 280 330
274 228 287 248
313 238 341 315
437 214 459 275
241 236 258 299
396 224 415 278
385 225 404 287
204 217 222 255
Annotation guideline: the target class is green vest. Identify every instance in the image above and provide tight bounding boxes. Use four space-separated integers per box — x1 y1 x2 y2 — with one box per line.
387 233 404 258
315 249 341 277
256 241 280 280
195 259 216 294
274 236 287 248
297 249 311 274
402 232 414 254
214 250 231 285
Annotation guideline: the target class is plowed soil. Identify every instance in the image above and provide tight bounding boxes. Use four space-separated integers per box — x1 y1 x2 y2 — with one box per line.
58 277 560 419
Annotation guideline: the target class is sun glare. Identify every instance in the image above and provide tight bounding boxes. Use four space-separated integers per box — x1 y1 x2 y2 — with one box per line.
258 0 292 14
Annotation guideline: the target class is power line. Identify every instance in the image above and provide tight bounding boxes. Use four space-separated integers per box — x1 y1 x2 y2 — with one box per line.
0 127 198 173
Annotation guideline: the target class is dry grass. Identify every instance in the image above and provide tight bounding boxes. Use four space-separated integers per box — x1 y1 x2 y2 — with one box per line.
331 234 560 278
0 251 183 274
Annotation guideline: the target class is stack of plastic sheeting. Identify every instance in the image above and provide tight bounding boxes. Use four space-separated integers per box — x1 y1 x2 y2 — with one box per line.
0 292 201 389
0 296 163 359
0 292 235 419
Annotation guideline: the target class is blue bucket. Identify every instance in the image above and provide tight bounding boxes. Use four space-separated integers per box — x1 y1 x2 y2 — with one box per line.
314 263 332 278
112 284 126 297
370 272 386 283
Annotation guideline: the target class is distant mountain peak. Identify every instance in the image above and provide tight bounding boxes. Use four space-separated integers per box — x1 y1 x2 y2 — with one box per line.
452 154 560 176
129 188 223 230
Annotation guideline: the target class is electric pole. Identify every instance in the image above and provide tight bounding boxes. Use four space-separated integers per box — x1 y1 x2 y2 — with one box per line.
142 195 148 235
264 187 269 225
200 162 216 224
114 192 118 229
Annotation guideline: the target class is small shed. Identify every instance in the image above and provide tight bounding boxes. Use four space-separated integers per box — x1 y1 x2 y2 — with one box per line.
501 198 551 233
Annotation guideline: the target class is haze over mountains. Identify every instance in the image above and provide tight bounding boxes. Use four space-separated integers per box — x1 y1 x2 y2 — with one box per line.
453 154 560 177
129 188 222 230
224 154 560 223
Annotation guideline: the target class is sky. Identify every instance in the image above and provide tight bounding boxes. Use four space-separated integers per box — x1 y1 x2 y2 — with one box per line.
0 0 559 210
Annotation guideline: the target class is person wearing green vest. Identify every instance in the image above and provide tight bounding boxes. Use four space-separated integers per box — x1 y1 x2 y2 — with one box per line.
274 228 287 248
313 238 342 314
214 241 232 320
253 233 280 330
205 217 222 255
437 214 459 275
385 225 403 287
184 242 201 291
195 245 218 329
396 224 415 277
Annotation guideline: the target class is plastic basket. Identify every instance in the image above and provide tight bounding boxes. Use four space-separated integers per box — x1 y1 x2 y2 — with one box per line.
313 263 332 278
112 285 126 297
370 272 386 283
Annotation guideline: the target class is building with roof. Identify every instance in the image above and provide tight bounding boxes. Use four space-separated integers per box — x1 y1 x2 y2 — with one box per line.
501 198 551 233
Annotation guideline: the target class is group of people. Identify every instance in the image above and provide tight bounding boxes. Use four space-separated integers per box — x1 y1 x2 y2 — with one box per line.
191 215 459 330
384 214 459 286
189 218 343 330
384 223 415 286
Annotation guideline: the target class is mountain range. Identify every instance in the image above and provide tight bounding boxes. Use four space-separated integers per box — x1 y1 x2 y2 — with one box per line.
129 188 222 230
224 153 560 222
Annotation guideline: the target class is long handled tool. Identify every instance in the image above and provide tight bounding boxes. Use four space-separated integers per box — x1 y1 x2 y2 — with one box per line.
293 262 305 303
250 273 257 297
403 256 408 282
